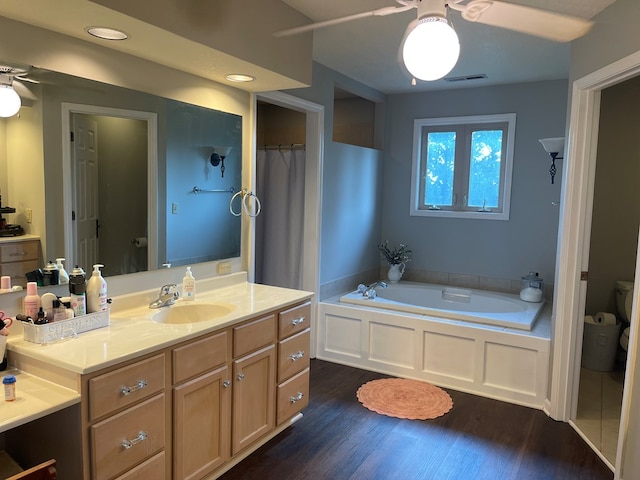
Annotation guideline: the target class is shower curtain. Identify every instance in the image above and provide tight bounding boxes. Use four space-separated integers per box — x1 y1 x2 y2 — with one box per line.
255 148 306 290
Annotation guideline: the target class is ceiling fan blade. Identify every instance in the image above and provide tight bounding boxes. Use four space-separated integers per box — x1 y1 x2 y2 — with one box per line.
461 0 593 42
274 4 415 37
15 74 39 84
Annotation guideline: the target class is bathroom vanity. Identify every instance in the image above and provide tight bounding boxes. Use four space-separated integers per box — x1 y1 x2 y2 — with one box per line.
2 274 313 479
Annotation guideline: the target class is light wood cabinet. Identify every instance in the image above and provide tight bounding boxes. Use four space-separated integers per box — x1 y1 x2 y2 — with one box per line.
83 353 169 480
0 238 39 288
81 299 311 480
172 330 231 480
232 344 276 455
173 365 231 480
276 301 311 425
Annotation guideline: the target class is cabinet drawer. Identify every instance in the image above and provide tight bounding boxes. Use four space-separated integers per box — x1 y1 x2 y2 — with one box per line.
89 354 166 421
114 451 165 480
278 329 310 383
233 314 276 358
173 329 229 384
278 301 311 340
0 241 38 263
91 394 165 480
0 259 39 287
277 368 309 425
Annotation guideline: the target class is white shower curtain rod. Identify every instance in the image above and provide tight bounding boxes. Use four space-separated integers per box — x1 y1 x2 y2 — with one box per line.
262 143 305 151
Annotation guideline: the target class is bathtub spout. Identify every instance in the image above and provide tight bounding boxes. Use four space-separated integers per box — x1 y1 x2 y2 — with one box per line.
361 281 387 299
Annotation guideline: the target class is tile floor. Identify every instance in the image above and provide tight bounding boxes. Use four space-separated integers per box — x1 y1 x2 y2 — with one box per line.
574 367 625 465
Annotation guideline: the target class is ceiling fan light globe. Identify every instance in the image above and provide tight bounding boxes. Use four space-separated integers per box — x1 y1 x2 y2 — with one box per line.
0 85 21 117
402 17 460 82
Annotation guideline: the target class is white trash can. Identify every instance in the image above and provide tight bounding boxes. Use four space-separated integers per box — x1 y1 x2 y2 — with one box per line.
582 321 621 372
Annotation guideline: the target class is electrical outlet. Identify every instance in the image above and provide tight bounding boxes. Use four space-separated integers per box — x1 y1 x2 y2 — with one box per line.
171 202 179 214
217 261 232 275
26 208 32 223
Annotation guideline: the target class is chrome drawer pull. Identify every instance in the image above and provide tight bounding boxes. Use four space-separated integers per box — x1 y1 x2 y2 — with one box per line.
290 350 305 361
289 392 304 404
223 380 231 388
120 379 148 396
237 373 245 381
121 431 147 449
291 316 305 326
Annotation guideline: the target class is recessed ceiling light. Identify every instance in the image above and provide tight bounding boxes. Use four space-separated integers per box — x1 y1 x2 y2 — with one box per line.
86 26 128 41
225 74 255 83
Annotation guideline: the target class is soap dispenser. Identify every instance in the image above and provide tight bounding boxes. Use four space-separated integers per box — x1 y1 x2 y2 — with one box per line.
56 258 69 284
87 264 108 313
182 266 196 301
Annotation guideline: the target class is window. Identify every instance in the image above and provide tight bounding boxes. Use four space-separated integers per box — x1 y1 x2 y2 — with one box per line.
410 114 516 220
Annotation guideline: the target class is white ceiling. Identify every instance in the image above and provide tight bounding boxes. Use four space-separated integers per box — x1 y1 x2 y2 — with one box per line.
0 0 617 95
281 0 617 94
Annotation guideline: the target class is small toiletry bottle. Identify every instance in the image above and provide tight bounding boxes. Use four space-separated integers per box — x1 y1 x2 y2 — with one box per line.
42 260 60 286
52 299 68 322
56 258 69 284
3 375 16 401
35 307 48 325
0 276 10 293
69 265 87 316
60 297 75 319
182 266 196 301
23 282 41 318
87 264 108 313
40 292 58 320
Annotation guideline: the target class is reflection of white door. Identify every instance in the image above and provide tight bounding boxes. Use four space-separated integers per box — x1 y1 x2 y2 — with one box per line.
72 114 99 270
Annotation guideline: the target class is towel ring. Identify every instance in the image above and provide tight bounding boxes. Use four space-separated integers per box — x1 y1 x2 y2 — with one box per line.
230 189 262 217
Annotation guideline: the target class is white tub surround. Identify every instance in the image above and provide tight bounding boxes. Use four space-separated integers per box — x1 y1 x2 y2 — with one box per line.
319 294 551 409
341 282 544 331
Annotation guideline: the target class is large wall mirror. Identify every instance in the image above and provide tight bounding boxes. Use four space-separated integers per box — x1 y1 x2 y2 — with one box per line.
1 65 242 279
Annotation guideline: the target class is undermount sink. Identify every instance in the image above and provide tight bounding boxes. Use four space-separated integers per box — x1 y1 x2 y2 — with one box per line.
151 302 235 324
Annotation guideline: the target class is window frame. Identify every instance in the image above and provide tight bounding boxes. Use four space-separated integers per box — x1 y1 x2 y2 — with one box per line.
410 113 516 220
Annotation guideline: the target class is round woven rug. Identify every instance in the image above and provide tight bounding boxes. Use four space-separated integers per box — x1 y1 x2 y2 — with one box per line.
356 378 453 420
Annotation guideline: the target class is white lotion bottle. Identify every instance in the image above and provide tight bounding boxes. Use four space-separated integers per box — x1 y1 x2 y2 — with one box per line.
182 266 195 301
56 258 69 284
86 264 108 313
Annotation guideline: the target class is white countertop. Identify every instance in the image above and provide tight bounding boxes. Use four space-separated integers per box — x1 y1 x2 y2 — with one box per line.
0 277 312 432
8 280 313 375
0 368 79 433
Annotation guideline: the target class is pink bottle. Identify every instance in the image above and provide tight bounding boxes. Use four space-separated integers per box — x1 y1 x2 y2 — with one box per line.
23 282 41 319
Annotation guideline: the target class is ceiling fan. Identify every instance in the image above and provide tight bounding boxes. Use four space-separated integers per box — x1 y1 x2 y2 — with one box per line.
275 0 594 82
0 65 39 117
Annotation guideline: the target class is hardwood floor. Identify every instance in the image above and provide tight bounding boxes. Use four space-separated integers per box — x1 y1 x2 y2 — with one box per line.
221 359 613 480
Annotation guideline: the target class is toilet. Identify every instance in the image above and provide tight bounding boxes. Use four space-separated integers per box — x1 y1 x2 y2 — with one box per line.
616 280 634 351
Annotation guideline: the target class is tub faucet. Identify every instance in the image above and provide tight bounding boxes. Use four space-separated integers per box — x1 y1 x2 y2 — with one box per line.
357 281 387 299
149 284 180 308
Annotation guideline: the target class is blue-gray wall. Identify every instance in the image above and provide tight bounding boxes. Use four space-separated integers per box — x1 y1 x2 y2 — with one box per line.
382 81 568 288
286 63 386 298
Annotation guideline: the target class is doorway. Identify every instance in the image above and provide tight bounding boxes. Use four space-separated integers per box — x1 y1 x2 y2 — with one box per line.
61 103 158 274
572 75 640 466
253 91 324 355
551 50 640 477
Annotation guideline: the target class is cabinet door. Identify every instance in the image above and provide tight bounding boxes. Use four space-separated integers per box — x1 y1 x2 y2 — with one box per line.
173 365 231 480
232 344 276 455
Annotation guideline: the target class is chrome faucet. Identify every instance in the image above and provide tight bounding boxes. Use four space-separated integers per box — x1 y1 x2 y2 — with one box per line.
357 281 388 299
149 284 180 308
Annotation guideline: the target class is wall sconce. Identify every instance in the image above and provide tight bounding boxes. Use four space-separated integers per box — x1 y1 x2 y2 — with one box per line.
0 74 21 118
538 137 565 184
209 147 232 178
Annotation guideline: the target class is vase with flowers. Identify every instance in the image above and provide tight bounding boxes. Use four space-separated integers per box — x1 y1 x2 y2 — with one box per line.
377 241 412 283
